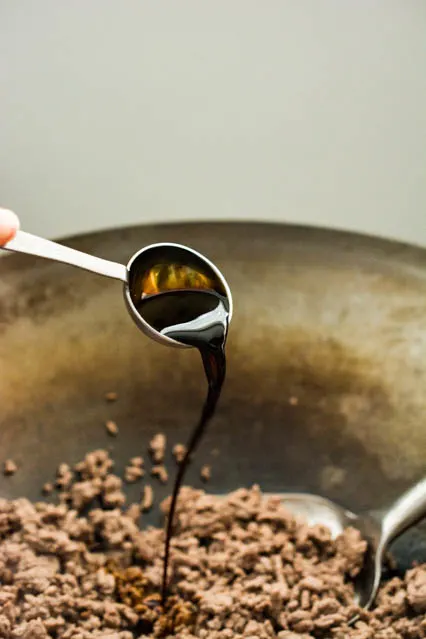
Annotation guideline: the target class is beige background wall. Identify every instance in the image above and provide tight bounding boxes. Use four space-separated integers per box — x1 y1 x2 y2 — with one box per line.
1 1 425 244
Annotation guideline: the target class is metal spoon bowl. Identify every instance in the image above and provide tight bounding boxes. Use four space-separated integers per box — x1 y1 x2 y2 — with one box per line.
2 231 233 348
125 242 233 348
275 477 426 618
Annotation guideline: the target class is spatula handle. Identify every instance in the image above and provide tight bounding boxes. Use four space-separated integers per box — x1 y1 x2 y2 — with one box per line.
381 477 426 547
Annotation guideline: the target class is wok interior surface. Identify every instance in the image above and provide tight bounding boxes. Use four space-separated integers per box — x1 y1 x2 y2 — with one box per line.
1 221 426 572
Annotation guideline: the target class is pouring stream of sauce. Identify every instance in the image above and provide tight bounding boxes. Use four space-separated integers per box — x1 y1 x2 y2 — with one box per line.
132 261 230 604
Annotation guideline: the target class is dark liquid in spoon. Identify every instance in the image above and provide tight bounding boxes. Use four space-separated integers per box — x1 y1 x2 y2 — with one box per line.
135 288 229 603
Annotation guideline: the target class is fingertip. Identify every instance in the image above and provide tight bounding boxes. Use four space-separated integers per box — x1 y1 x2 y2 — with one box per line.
0 208 20 244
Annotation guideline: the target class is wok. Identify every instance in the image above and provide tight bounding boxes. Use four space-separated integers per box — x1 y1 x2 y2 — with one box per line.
1 222 426 574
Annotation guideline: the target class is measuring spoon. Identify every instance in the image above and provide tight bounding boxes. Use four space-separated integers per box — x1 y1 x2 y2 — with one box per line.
2 230 233 348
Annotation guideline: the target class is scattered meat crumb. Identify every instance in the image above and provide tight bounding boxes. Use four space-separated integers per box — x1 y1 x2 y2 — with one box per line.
129 456 144 467
105 391 118 402
200 464 211 482
141 484 154 512
56 462 73 489
42 482 54 495
289 396 299 406
172 443 187 464
105 420 119 437
3 459 17 476
149 432 166 463
124 465 145 483
151 464 168 484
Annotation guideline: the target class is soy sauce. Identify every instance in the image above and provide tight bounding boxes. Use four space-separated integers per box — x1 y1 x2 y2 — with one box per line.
128 248 230 604
136 290 228 602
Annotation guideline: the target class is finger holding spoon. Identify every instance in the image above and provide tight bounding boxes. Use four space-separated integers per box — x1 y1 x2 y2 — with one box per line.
0 208 20 245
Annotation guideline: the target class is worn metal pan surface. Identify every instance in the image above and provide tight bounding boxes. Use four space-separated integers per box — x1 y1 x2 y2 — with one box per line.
1 222 426 571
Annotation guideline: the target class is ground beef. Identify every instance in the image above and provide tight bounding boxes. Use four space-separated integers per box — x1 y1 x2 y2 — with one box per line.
124 458 145 485
130 458 144 469
3 460 17 476
151 466 168 485
0 449 425 638
141 486 154 513
200 465 211 483
124 466 145 484
105 421 119 437
149 435 167 465
42 483 54 496
172 445 187 465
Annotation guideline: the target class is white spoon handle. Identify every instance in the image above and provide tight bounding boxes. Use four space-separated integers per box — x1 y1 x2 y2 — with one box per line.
3 230 128 283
